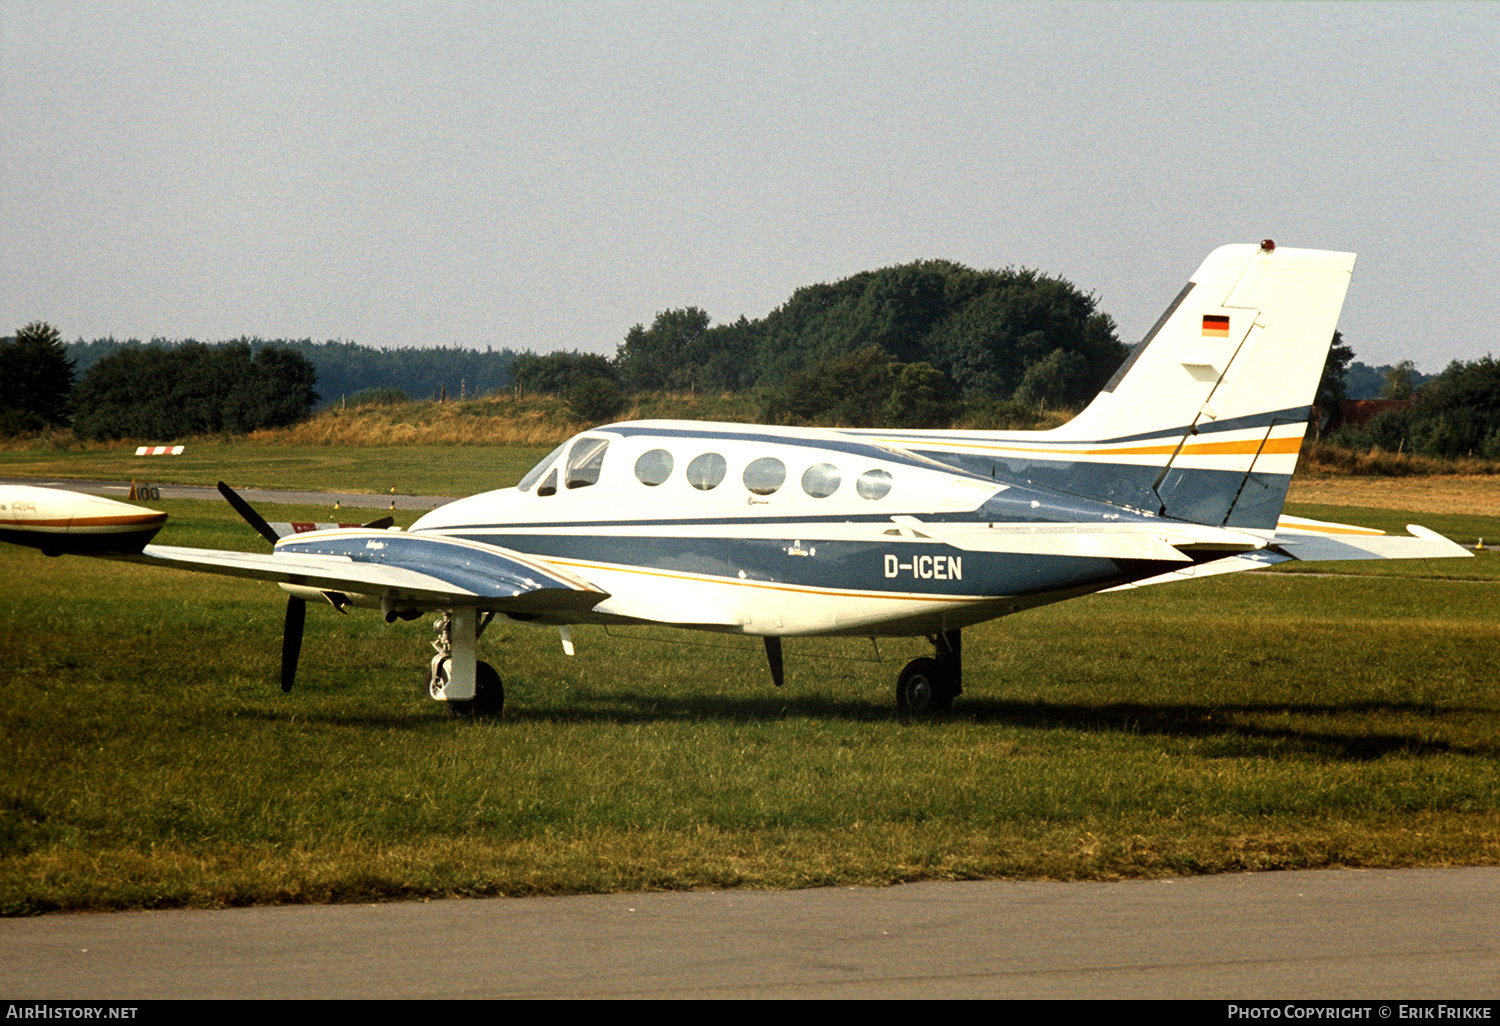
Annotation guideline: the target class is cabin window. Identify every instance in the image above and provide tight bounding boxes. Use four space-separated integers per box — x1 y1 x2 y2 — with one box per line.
536 468 558 497
634 448 674 486
565 437 609 489
743 457 786 496
856 468 893 500
686 453 727 491
518 444 564 492
800 462 841 499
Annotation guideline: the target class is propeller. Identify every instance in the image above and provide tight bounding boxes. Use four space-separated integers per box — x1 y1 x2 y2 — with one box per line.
218 481 391 692
281 596 305 692
217 480 279 545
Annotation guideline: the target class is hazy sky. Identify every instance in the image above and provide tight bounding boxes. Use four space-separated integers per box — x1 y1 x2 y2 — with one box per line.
4 1 1496 372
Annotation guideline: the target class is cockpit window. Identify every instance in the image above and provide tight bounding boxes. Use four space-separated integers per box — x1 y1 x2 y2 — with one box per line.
565 437 609 489
686 452 727 491
801 463 841 498
634 448 673 486
743 457 786 496
518 444 565 492
856 468 893 500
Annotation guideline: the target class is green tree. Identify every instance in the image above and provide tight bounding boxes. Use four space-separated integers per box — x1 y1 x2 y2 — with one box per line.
766 347 898 426
565 377 627 424
927 269 1124 405
1409 355 1500 458
72 342 318 440
1315 331 1354 430
1012 347 1089 410
511 351 618 394
698 316 761 392
616 308 712 392
1381 360 1417 400
0 321 75 432
883 361 959 428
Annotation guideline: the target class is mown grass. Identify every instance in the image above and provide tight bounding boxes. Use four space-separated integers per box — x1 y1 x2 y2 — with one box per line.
0 441 551 498
1 485 1497 914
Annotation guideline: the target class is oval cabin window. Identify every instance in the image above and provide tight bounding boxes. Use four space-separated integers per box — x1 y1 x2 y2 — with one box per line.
686 453 727 491
634 448 674 486
801 463 841 499
742 457 786 496
856 468 893 500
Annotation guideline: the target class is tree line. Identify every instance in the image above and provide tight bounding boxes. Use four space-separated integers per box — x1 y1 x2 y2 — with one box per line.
512 260 1130 427
1328 356 1500 459
66 337 521 408
0 325 320 440
5 253 1495 450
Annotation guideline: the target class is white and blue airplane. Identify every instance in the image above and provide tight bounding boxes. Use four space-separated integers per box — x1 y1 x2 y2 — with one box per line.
0 242 1471 716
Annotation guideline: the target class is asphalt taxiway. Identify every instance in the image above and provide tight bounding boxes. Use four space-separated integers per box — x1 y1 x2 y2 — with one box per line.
2 869 1497 999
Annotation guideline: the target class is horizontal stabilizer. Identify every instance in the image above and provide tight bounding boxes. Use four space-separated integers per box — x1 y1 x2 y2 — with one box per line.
1269 521 1473 563
1105 517 1470 593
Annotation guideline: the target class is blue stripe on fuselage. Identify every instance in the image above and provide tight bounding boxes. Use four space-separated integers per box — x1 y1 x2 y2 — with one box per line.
442 530 1167 599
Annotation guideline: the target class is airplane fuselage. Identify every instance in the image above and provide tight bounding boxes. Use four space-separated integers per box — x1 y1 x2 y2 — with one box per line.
407 421 1191 638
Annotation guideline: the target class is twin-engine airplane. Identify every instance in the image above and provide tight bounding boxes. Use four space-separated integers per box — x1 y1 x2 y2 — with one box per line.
0 242 1472 716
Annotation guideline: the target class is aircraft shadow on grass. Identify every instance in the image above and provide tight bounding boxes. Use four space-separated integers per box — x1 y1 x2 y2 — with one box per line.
228 691 1494 762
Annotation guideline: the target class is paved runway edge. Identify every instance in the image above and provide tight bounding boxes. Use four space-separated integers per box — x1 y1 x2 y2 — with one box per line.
2 869 1497 999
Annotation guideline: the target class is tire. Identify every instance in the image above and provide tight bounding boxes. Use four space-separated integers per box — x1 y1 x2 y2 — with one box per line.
446 661 505 719
896 657 955 714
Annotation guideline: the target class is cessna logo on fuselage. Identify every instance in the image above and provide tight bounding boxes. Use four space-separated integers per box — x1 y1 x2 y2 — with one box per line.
884 553 962 581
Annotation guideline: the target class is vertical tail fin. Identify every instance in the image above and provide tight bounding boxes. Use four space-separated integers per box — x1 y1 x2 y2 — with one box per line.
1050 242 1355 527
854 243 1356 530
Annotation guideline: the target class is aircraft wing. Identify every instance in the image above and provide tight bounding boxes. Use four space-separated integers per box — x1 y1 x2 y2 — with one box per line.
1 482 607 616
110 540 609 614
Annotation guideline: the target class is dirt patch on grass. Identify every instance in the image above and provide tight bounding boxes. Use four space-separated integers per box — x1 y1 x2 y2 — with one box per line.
1288 475 1500 516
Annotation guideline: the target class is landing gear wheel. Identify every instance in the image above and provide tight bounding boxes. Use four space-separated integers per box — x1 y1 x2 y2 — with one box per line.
426 654 448 699
444 661 505 719
896 657 955 714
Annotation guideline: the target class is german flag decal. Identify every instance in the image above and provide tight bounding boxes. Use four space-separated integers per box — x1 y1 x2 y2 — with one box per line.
1202 314 1230 337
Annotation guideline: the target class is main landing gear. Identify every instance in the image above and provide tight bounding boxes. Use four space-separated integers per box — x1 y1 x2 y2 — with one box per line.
895 629 962 715
427 608 505 718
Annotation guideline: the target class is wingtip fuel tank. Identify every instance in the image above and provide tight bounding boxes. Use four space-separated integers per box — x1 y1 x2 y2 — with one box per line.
0 485 167 555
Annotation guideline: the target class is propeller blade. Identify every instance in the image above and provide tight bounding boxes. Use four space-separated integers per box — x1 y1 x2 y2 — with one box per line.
217 481 280 547
281 596 306 692
362 516 394 530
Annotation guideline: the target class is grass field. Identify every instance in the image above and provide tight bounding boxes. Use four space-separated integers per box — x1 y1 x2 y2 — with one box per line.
1 455 1497 915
